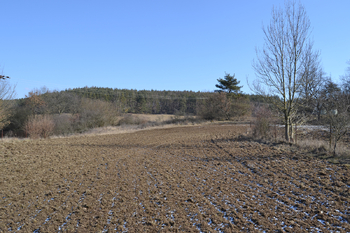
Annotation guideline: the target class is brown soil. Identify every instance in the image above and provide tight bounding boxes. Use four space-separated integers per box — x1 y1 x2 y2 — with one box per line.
0 124 349 232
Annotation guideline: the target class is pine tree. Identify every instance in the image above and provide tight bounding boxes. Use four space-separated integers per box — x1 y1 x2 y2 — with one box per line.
215 73 242 95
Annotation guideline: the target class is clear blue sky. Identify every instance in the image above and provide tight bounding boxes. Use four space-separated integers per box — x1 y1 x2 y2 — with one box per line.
0 0 349 98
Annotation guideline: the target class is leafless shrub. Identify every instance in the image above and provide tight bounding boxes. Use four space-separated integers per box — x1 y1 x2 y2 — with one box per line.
25 117 42 139
25 115 55 139
296 138 350 161
231 98 252 120
41 116 55 138
296 139 328 153
252 105 275 139
322 89 350 156
0 78 16 129
332 143 350 159
198 92 229 120
52 114 74 136
198 93 251 121
76 98 119 131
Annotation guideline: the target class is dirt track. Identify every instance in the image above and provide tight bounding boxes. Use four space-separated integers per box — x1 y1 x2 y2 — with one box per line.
0 125 349 232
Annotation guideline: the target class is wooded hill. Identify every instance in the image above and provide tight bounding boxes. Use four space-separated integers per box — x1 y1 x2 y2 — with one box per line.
20 86 262 115
5 87 262 137
63 87 208 115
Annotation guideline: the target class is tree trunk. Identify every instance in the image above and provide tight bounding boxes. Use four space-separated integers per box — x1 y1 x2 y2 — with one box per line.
285 119 290 142
289 118 294 142
329 122 332 151
333 138 337 156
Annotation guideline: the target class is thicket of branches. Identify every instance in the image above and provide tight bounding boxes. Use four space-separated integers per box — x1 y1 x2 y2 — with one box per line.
5 89 120 137
197 92 250 121
0 77 16 130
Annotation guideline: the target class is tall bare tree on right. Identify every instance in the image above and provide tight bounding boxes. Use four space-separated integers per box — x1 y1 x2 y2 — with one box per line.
251 1 321 142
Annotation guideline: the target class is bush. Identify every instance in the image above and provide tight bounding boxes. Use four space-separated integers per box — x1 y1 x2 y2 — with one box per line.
25 115 55 139
52 114 74 136
198 93 230 120
5 104 31 137
252 105 274 139
231 98 252 119
198 93 251 121
74 98 119 132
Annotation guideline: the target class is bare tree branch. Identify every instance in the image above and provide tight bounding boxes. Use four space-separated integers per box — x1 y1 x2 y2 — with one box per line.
0 78 16 129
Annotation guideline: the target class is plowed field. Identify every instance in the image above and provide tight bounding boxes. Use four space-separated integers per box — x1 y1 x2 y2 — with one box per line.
1 125 350 232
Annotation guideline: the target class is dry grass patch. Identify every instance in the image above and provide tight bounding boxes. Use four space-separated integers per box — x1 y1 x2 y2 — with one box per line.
117 114 178 125
295 138 350 165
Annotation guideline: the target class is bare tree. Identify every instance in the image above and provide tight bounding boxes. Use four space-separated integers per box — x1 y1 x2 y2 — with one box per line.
25 89 47 115
0 76 16 130
289 50 325 132
299 49 326 118
323 89 350 155
341 60 350 93
45 91 78 115
251 0 320 142
321 60 350 155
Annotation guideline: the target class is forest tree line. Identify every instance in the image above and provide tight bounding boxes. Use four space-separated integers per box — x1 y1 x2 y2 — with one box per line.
19 86 258 115
2 86 254 137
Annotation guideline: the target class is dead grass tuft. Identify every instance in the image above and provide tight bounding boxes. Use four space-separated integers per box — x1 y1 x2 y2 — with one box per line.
295 138 350 165
296 139 328 152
